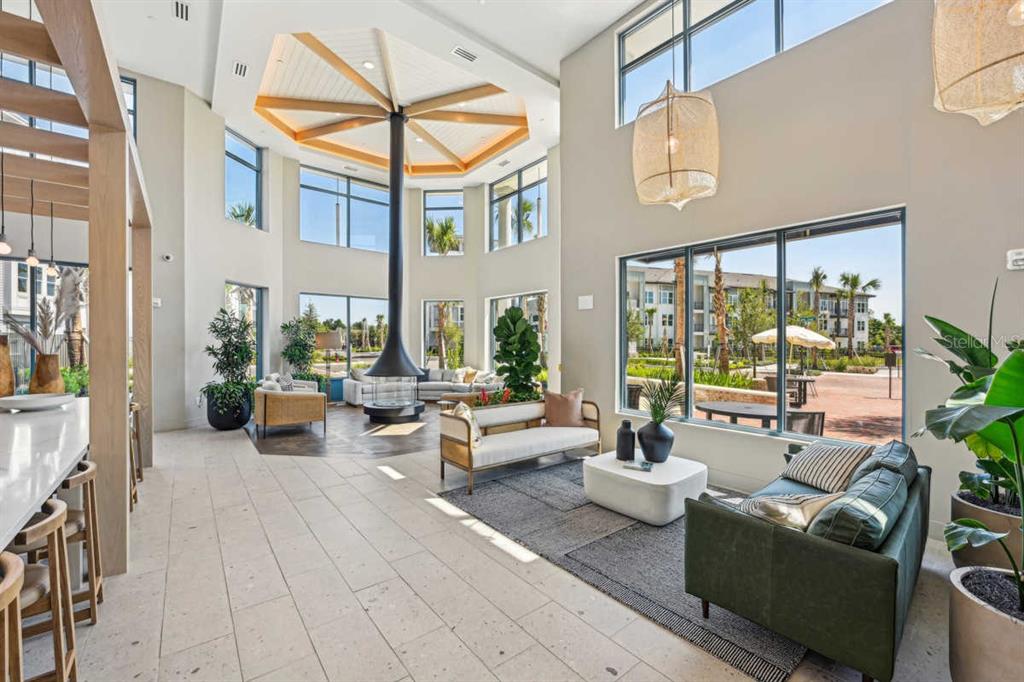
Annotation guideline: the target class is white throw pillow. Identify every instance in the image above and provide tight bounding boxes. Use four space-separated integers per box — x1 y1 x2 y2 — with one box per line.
452 402 482 448
428 369 444 382
260 380 281 392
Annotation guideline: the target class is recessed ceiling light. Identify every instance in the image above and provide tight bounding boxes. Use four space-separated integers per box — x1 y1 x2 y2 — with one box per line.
415 137 424 143
458 102 466 108
362 61 375 69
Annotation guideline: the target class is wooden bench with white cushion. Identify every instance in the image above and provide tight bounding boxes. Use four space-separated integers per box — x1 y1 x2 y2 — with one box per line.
439 400 600 493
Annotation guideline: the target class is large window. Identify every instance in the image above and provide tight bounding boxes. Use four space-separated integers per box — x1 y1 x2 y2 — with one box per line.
489 292 548 371
1 260 89 394
424 191 464 256
225 129 262 228
298 294 389 378
121 76 137 138
423 300 465 369
620 209 904 444
224 283 265 379
299 167 389 253
489 159 547 251
618 0 889 124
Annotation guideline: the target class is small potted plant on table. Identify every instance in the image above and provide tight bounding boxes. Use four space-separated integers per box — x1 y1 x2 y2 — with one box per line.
637 372 685 463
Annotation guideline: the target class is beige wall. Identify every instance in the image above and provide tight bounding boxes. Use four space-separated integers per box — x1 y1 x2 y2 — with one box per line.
559 0 1024 537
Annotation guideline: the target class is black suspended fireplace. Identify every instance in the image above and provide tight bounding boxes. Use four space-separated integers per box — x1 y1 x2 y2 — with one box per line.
363 110 425 425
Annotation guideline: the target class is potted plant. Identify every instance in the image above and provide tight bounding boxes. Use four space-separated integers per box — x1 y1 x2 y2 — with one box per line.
637 371 685 463
916 286 1022 569
280 314 317 375
493 307 541 402
915 283 1024 681
199 308 257 430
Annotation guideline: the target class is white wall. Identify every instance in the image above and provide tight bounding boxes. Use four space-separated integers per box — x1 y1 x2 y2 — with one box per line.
559 0 1024 538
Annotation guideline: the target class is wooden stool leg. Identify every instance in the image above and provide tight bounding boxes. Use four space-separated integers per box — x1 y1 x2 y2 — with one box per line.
9 594 23 682
44 533 67 682
80 479 103 621
55 528 77 682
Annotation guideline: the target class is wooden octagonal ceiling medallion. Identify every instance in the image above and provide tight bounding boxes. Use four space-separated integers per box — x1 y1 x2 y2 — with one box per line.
254 29 529 176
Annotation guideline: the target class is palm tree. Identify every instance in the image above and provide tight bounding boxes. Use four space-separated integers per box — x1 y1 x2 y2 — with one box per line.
838 272 881 358
881 312 896 349
227 202 256 226
673 257 686 377
713 251 729 374
644 306 657 352
808 266 827 368
375 313 386 348
425 216 461 364
521 198 535 236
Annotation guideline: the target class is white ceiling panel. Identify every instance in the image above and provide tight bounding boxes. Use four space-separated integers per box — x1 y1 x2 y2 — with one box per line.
261 34 376 105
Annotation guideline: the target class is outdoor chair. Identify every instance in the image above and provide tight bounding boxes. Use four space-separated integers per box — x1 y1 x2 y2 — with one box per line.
765 375 799 407
786 410 825 436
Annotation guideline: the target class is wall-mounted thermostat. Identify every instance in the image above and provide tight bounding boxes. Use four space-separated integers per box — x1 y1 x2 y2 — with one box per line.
1008 249 1024 271
577 295 594 310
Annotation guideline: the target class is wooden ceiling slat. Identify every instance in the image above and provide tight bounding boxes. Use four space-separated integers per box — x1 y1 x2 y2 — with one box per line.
408 163 464 176
1 195 88 222
406 120 465 171
0 79 86 128
404 84 505 117
254 106 298 140
299 138 390 169
411 110 527 127
0 11 60 66
254 96 389 118
376 29 400 112
3 155 89 188
3 175 88 207
465 127 530 169
0 122 89 162
295 116 382 141
293 33 395 112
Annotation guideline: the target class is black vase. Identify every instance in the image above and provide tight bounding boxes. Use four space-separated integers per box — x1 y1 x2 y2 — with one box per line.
616 420 635 461
206 393 251 431
637 421 673 463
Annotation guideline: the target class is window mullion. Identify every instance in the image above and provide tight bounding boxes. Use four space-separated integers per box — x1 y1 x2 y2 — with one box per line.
775 0 784 54
775 231 787 433
685 246 694 419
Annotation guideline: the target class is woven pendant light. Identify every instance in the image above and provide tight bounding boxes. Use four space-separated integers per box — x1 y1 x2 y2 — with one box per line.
633 82 719 209
933 0 1024 125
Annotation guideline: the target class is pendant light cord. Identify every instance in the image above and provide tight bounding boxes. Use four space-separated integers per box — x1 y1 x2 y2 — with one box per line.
1 151 5 238
29 179 35 251
49 200 54 262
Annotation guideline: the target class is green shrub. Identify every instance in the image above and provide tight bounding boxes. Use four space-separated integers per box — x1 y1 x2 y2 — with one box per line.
693 369 754 389
61 365 89 396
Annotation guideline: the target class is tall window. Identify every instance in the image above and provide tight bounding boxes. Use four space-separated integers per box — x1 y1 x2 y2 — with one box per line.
298 294 389 377
225 129 262 228
620 209 904 444
121 77 137 138
423 300 465 369
424 191 464 256
489 292 548 371
489 159 547 251
618 0 890 124
299 167 389 253
224 283 265 378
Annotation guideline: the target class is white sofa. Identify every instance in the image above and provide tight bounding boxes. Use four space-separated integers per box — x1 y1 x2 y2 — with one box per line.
439 400 601 493
343 367 503 406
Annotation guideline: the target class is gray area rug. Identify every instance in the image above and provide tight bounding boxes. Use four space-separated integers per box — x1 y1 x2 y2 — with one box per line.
440 459 806 682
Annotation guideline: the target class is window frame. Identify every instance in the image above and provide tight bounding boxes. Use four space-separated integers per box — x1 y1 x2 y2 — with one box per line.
423 190 465 257
488 158 548 252
618 207 905 443
225 281 266 379
299 165 390 253
617 0 888 126
225 128 263 229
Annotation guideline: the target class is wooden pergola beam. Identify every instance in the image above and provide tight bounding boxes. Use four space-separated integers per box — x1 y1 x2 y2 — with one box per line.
3 155 89 189
406 120 465 171
293 33 394 112
404 84 504 117
299 138 390 169
465 127 530 169
0 11 60 66
408 163 464 176
253 106 297 140
129 142 152 229
410 110 528 127
0 196 88 222
295 116 382 141
4 176 88 207
0 121 89 162
254 96 388 117
0 78 86 128
376 29 400 112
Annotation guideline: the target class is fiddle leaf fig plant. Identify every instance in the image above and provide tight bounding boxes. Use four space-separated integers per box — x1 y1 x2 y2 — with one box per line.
493 306 542 402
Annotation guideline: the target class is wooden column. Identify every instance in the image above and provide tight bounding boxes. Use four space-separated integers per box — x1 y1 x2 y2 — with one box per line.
89 126 130 575
132 226 153 467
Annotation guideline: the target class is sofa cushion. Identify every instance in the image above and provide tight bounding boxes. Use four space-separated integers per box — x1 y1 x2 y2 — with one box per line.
419 381 453 391
738 492 844 531
441 369 457 382
278 373 295 392
473 427 598 468
851 440 918 487
752 477 824 498
807 468 908 550
544 389 584 427
453 402 482 448
428 369 443 381
351 368 367 382
260 380 282 392
781 441 876 493
473 401 546 429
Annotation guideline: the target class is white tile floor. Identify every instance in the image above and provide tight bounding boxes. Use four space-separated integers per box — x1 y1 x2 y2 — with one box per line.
22 427 954 681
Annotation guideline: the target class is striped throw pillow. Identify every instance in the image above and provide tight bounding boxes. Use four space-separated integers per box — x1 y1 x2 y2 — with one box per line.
738 492 844 530
781 442 876 493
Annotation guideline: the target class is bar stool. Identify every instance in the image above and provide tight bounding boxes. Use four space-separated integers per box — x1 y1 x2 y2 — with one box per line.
129 402 143 483
1 552 25 682
128 403 142 511
9 500 77 682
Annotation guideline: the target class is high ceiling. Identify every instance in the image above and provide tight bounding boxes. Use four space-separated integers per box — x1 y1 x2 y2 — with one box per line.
96 0 644 186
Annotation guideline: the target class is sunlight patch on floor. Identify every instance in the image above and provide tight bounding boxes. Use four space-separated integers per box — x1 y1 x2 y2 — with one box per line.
370 422 426 437
462 517 538 563
376 465 405 480
425 496 469 518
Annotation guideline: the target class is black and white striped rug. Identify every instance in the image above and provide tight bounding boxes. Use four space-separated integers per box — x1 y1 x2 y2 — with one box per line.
440 459 805 682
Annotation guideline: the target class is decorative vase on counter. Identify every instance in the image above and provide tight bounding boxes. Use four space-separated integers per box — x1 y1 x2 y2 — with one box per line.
0 336 13 397
29 354 65 395
616 420 635 461
637 421 673 463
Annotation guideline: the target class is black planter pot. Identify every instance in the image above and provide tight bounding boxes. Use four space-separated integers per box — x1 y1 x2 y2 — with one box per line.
206 393 251 431
637 421 674 463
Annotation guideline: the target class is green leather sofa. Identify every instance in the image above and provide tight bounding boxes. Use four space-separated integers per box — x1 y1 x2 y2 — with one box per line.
683 453 931 682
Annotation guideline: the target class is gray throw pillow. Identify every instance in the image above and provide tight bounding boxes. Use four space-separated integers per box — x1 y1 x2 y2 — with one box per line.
428 369 444 382
441 369 457 382
807 469 907 550
278 373 294 392
850 440 918 487
781 441 876 493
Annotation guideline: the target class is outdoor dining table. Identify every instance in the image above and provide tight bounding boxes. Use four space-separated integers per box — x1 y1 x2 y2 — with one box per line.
695 400 779 429
787 376 816 407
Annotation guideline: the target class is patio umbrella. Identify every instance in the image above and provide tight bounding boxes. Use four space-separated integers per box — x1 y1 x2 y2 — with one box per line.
752 325 835 376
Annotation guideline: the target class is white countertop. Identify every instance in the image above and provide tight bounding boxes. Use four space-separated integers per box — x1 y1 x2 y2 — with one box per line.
0 398 89 548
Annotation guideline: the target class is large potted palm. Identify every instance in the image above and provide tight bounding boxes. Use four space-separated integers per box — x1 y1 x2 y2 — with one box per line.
200 308 257 430
916 284 1024 681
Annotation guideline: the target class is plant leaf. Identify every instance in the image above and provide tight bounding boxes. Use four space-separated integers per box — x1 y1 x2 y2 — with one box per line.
958 471 992 499
965 433 1004 461
922 404 1024 442
944 518 1008 552
924 316 998 369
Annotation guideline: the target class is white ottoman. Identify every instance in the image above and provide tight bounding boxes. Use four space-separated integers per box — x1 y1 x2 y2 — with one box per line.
583 450 708 526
